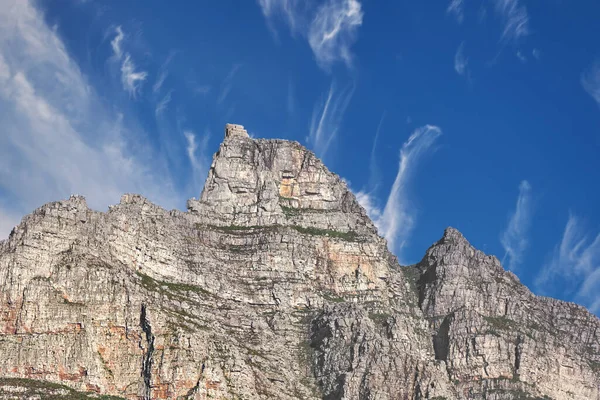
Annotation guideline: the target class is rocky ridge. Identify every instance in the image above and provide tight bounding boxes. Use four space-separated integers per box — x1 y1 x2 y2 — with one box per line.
0 123 597 399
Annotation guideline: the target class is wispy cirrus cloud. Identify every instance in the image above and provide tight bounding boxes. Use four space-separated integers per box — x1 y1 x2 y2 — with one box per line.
447 0 529 43
355 125 443 264
308 81 355 160
110 26 148 97
454 41 469 76
217 63 242 105
492 0 529 42
120 54 148 98
500 180 533 271
184 130 210 190
153 52 176 94
582 61 600 107
155 90 172 116
308 0 363 70
258 0 303 36
111 26 124 58
447 0 465 24
258 0 363 71
0 0 189 239
353 113 386 223
536 214 600 314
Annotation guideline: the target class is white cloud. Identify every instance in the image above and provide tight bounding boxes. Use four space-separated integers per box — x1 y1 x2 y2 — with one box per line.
448 0 529 43
258 0 363 71
536 214 600 313
532 48 541 60
447 0 465 24
153 69 168 93
454 41 468 76
0 0 186 239
582 61 600 107
352 113 385 225
217 63 242 105
152 51 176 94
377 126 442 262
516 50 526 63
500 180 533 271
109 26 148 97
308 81 354 160
155 90 172 116
120 54 148 97
354 126 442 264
287 78 295 116
355 190 381 221
492 0 529 42
308 0 363 70
111 26 124 59
184 130 210 189
258 0 302 35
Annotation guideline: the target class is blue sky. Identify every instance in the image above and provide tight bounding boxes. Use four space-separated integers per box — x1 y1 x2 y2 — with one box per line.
0 0 599 313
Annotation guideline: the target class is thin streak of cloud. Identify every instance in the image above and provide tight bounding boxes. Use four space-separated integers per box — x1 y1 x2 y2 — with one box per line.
258 0 363 71
155 90 172 116
454 41 468 76
493 0 529 42
110 26 148 98
258 0 302 37
217 64 242 105
111 26 124 59
356 126 442 264
353 113 386 225
447 0 465 24
368 112 386 190
308 81 354 160
582 61 600 107
153 70 168 93
153 51 176 94
377 125 442 261
184 130 210 189
500 180 533 271
308 0 363 70
447 0 529 44
536 214 600 314
287 78 295 116
120 54 147 98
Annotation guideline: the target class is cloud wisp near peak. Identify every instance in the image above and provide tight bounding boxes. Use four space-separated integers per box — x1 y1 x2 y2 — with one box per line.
500 180 533 271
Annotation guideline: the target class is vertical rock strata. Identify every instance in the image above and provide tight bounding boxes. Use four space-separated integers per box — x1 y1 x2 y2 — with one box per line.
0 123 597 399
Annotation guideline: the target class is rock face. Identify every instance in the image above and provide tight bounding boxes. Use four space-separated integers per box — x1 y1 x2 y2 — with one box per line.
0 123 598 399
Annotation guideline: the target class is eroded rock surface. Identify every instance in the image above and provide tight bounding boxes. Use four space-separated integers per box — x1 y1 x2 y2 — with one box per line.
0 123 598 399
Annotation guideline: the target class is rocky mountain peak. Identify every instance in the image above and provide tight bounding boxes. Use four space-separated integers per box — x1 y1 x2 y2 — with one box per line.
0 124 598 400
187 123 375 237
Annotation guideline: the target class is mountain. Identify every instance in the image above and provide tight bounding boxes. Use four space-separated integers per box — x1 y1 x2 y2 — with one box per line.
0 124 598 400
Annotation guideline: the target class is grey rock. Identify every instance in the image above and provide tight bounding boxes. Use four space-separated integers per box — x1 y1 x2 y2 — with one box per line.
0 125 597 399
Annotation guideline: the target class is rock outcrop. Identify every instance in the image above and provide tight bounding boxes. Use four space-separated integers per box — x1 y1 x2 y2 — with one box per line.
0 123 598 399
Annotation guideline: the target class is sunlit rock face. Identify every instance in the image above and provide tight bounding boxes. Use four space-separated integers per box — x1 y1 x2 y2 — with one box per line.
0 124 598 399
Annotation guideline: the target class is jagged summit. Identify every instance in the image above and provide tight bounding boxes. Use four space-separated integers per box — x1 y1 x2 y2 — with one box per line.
0 124 598 400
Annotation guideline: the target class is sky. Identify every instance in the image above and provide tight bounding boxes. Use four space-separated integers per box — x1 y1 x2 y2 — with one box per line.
0 0 599 313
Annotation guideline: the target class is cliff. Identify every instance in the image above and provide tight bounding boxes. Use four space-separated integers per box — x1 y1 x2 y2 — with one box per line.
0 124 597 399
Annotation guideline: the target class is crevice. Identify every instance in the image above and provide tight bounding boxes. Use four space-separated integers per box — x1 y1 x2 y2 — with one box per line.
416 263 437 310
140 304 154 400
514 334 523 380
433 314 453 361
14 289 26 334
